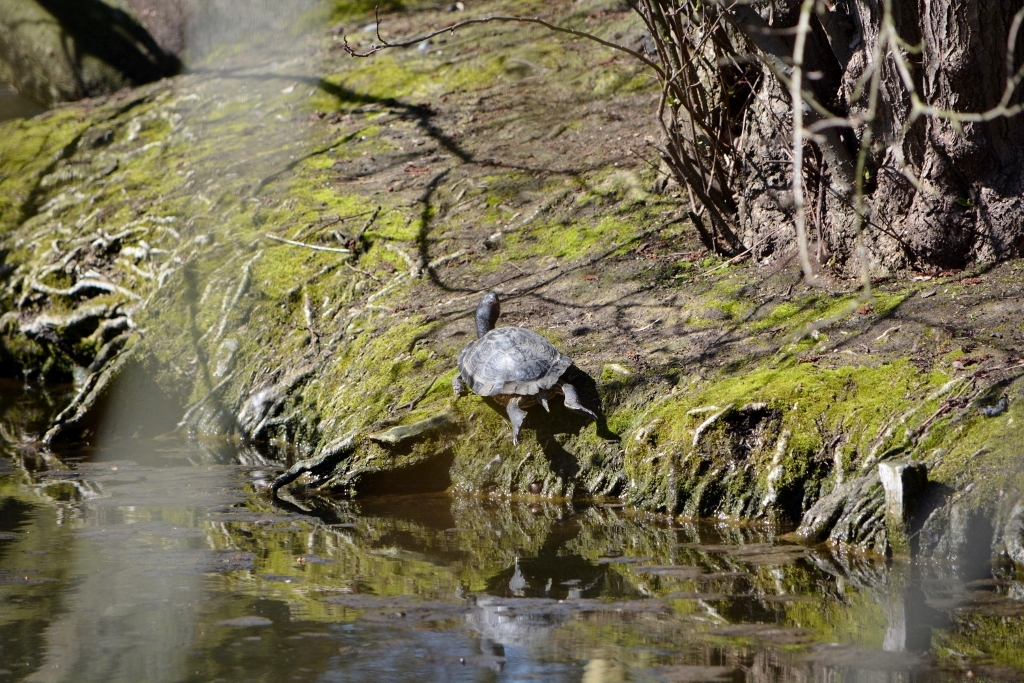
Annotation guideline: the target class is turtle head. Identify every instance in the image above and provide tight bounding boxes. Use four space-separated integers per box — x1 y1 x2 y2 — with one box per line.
475 291 500 337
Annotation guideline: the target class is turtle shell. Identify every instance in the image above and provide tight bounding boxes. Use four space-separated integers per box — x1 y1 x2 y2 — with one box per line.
457 326 572 397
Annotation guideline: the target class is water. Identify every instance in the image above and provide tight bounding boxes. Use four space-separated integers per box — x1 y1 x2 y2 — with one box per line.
0 380 1022 683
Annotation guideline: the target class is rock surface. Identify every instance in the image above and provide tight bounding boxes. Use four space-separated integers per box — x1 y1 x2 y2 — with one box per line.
0 0 182 106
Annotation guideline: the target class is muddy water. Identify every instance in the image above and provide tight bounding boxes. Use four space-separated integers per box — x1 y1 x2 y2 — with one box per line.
0 86 44 122
0 387 1022 682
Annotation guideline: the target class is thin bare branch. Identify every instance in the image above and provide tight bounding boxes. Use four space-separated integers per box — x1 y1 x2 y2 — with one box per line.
265 234 351 254
344 14 665 78
789 0 821 286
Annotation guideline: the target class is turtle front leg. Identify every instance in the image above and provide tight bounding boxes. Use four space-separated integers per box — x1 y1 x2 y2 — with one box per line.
561 382 597 421
452 372 467 397
506 397 527 445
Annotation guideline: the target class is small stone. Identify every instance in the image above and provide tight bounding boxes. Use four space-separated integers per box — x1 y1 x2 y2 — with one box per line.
980 396 1008 417
85 128 114 148
529 481 542 494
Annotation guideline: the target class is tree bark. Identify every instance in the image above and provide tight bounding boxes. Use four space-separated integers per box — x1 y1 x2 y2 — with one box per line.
640 0 1024 274
781 0 1024 272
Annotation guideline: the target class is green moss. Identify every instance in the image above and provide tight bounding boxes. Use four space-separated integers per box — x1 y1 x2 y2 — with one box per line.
752 294 857 332
330 1 409 23
503 216 639 262
300 315 446 435
873 291 907 317
623 360 950 517
929 396 1024 495
757 301 801 328
934 614 1024 671
703 297 750 321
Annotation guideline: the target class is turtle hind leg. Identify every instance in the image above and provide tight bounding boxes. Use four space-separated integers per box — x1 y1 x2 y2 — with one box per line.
537 389 550 412
452 372 467 397
561 382 597 421
506 397 528 445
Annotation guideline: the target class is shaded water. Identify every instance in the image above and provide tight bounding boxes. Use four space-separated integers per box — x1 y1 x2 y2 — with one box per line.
0 86 44 123
2 384 1023 682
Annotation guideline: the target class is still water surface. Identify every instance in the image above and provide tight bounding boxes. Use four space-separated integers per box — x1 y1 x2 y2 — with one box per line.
1 385 1022 682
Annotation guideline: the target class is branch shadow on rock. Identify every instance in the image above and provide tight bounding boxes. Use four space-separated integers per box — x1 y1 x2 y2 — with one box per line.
38 0 182 87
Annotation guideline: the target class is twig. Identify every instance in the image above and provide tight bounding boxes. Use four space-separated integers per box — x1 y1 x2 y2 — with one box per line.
397 375 438 412
31 278 141 301
633 318 662 332
265 234 350 254
303 287 315 328
687 405 720 416
345 12 664 77
367 273 409 303
123 261 157 281
345 262 382 283
355 206 381 244
789 0 823 287
293 208 378 240
693 404 734 449
428 249 467 270
701 248 751 275
213 251 261 342
383 242 419 276
875 326 901 342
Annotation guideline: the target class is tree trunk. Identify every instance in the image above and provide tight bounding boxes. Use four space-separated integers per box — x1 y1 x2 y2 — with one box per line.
638 0 1024 274
819 0 1024 273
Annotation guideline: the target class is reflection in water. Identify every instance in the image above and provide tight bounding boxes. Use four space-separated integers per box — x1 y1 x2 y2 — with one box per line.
2 409 1023 683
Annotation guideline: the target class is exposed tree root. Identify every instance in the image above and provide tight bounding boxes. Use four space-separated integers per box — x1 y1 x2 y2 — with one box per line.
42 333 141 444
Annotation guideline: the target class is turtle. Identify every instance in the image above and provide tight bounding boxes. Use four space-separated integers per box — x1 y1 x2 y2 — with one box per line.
452 291 597 445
